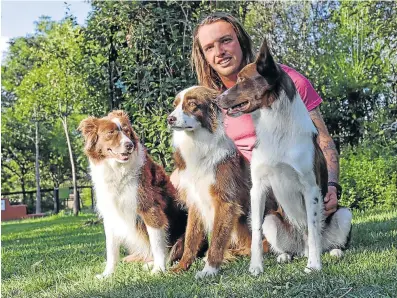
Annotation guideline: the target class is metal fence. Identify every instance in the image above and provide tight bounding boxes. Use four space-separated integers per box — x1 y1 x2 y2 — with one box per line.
1 186 94 214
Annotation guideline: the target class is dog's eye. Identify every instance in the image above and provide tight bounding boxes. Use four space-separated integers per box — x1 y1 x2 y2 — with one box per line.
107 130 115 135
189 102 197 108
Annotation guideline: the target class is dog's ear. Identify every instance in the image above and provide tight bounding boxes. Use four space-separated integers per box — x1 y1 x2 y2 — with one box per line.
207 88 221 101
78 117 99 152
205 88 222 113
108 110 131 125
108 110 129 119
256 39 280 85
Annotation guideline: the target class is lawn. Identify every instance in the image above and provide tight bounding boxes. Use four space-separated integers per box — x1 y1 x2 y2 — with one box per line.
1 209 396 298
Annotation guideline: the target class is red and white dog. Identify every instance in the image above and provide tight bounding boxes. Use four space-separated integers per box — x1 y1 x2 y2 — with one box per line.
167 86 258 279
78 110 187 278
216 41 352 274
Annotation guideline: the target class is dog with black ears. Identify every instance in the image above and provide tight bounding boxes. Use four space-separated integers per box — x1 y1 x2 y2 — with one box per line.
216 40 352 274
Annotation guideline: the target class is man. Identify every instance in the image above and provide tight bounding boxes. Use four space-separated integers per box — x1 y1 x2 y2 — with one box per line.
190 12 340 216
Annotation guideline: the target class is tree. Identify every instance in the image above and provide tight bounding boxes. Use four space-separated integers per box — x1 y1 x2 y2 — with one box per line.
2 17 89 215
1 108 36 201
83 1 247 170
20 19 88 215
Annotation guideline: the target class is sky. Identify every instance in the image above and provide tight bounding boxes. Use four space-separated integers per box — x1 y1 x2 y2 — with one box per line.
1 0 92 59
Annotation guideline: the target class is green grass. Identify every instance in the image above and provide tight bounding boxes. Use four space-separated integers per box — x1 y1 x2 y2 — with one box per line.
2 209 396 298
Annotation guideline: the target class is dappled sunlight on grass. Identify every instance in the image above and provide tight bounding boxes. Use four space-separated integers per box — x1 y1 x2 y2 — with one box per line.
1 209 396 297
352 209 397 224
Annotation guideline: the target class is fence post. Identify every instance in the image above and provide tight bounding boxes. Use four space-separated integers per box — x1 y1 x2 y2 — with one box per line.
91 186 95 210
30 192 34 214
54 188 60 214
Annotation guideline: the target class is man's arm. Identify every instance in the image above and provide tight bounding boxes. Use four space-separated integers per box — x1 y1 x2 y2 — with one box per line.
309 107 339 216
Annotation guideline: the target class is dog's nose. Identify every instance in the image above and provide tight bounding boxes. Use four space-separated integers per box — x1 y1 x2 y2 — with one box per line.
167 115 177 125
125 141 134 151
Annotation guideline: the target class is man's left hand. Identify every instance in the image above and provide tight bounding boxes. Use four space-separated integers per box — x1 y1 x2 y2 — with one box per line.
324 186 338 216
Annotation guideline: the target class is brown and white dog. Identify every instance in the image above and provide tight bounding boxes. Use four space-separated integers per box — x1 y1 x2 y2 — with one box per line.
216 41 352 274
78 110 187 278
167 86 259 279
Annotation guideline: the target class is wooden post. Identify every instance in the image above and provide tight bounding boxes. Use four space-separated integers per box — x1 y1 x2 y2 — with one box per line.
29 192 34 214
53 188 60 214
77 190 81 210
91 186 95 210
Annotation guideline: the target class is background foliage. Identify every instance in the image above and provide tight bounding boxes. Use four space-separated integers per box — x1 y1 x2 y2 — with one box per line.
1 0 396 212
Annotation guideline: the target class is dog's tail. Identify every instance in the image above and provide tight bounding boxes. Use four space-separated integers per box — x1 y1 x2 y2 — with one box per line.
167 235 185 265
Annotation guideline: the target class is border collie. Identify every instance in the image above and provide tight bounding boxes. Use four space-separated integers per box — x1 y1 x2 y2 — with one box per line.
78 110 187 278
167 86 260 279
216 41 352 274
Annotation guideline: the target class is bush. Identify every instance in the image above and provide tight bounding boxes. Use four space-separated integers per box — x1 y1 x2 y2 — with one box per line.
340 141 397 210
80 187 93 209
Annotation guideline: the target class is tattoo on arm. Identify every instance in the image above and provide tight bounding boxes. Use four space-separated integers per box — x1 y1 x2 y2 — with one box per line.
309 108 339 183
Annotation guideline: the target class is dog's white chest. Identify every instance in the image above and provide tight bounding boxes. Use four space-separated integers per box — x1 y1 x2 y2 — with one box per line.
91 161 141 234
174 129 235 233
251 98 316 176
250 96 319 228
92 163 152 257
179 169 216 232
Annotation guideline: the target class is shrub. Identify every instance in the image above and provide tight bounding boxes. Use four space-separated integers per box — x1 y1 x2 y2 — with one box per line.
80 188 93 209
340 141 397 210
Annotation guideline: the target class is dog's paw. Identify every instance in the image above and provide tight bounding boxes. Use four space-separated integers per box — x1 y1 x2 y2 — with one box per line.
142 261 154 271
151 264 165 275
304 264 321 274
95 272 112 280
195 265 218 279
122 255 140 263
170 264 186 274
123 255 153 263
330 249 344 258
249 263 263 276
277 253 292 264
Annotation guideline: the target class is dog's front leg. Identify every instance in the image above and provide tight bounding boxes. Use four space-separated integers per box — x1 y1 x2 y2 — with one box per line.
195 203 235 279
249 177 270 276
146 226 167 274
97 224 120 279
303 185 323 273
140 209 168 274
172 207 205 273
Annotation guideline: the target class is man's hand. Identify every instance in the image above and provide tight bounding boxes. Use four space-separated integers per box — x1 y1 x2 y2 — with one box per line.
324 186 338 216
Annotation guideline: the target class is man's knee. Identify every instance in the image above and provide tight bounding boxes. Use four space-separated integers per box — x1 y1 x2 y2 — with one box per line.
334 208 352 228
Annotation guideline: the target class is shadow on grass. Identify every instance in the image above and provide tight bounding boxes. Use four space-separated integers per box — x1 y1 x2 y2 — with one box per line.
60 261 396 298
350 213 397 251
1 214 97 231
70 213 397 298
1 210 396 298
2 229 103 247
1 216 105 280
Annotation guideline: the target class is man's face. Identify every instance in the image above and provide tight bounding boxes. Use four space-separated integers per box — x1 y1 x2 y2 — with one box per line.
198 21 244 84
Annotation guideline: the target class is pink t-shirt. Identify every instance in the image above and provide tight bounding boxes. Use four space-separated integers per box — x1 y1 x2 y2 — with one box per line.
224 64 322 161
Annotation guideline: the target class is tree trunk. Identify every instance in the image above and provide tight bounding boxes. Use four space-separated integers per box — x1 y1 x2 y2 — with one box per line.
61 116 79 216
34 119 42 214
